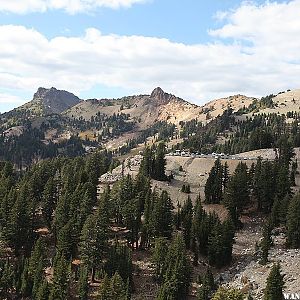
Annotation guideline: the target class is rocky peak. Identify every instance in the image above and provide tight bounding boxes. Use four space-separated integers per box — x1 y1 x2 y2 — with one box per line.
32 87 81 114
150 87 176 105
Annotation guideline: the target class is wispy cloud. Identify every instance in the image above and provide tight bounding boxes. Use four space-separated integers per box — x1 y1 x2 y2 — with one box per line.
0 0 147 14
1 1 300 109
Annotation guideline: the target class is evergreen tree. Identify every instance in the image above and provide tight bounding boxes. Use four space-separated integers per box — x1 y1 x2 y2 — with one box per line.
260 222 272 265
80 194 109 282
41 176 57 227
98 274 111 300
263 263 284 300
150 190 173 238
275 165 291 201
36 279 49 300
139 147 154 178
153 142 167 181
105 242 133 288
277 135 295 167
20 258 32 297
56 221 73 259
181 196 193 249
205 158 223 204
197 268 216 300
152 237 168 280
287 193 300 248
208 217 235 268
156 235 191 300
78 265 89 300
110 272 127 300
224 162 249 227
7 183 32 254
49 254 71 300
32 259 44 298
223 162 230 191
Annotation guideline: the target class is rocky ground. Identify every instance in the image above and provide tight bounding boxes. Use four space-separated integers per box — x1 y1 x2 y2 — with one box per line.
224 225 300 299
98 151 300 299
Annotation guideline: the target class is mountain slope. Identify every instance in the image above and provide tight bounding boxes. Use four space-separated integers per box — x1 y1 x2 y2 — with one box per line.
250 89 300 116
64 87 255 129
21 87 81 115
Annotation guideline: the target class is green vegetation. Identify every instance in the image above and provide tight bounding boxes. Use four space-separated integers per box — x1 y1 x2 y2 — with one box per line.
263 263 284 300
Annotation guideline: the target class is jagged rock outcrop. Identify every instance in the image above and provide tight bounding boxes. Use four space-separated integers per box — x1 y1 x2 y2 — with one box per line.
150 87 177 105
32 87 81 114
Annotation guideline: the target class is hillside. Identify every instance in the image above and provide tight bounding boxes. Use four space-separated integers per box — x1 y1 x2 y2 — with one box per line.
65 87 256 129
1 86 300 299
250 89 300 116
1 85 300 167
2 87 81 121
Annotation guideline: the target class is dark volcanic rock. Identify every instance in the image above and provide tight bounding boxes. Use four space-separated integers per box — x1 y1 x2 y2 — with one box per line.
33 87 81 114
150 87 176 105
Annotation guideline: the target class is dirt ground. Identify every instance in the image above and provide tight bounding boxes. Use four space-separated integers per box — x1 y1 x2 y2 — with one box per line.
98 150 300 299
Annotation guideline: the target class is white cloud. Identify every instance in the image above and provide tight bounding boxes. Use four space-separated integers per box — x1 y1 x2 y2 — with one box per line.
0 0 146 14
0 93 23 104
0 92 24 113
1 1 300 110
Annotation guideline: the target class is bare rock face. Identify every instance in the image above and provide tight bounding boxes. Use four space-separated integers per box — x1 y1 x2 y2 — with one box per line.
150 87 176 105
33 87 81 114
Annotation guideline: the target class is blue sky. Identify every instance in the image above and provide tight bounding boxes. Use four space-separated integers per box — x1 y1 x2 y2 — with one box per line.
0 1 272 43
0 0 299 112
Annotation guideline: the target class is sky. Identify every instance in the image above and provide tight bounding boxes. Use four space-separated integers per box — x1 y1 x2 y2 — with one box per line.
0 0 300 112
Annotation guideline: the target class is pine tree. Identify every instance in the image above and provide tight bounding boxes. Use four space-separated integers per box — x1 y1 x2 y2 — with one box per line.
36 279 49 300
208 217 234 268
253 157 263 211
260 222 272 264
56 221 73 259
275 165 291 201
152 237 168 280
277 135 295 167
156 235 191 299
287 193 300 248
191 195 204 257
7 183 32 254
139 147 154 178
0 259 14 296
49 254 71 300
290 160 298 186
263 263 284 300
78 265 89 300
197 268 216 300
104 242 133 288
41 176 57 227
153 142 167 181
98 274 111 300
222 162 230 191
151 190 173 238
20 258 32 297
80 194 109 282
269 196 281 228
181 196 193 249
205 158 223 204
224 162 249 227
110 272 127 300
32 259 44 298
122 195 140 249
